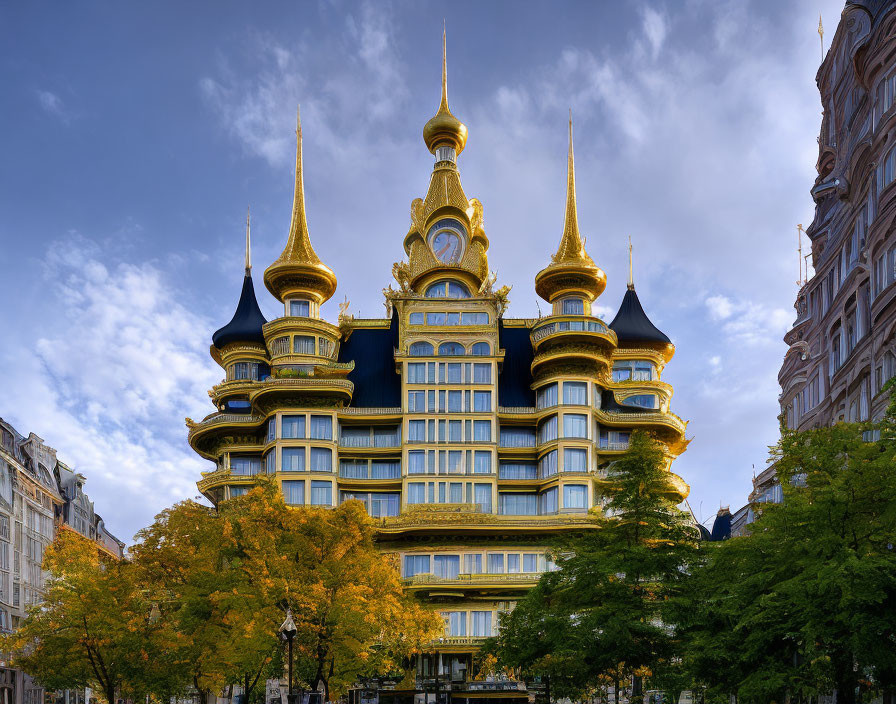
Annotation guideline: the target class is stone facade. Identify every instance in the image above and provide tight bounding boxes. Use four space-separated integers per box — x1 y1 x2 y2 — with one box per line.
0 418 124 704
780 0 896 431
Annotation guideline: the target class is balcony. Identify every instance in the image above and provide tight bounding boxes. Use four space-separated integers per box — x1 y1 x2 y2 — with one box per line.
530 316 615 346
377 504 599 536
338 465 402 480
338 428 401 449
402 572 541 589
187 413 265 442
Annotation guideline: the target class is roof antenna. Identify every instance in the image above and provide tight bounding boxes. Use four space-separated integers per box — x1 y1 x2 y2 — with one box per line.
627 235 635 291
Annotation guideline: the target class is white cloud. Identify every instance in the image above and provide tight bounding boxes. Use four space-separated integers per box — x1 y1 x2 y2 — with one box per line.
36 89 66 119
2 234 220 542
640 6 667 60
706 294 734 320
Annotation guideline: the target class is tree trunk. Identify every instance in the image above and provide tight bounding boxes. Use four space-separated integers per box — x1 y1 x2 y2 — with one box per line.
105 686 117 704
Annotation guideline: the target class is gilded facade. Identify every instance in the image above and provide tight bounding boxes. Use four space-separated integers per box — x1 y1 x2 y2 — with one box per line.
190 36 688 689
780 0 896 431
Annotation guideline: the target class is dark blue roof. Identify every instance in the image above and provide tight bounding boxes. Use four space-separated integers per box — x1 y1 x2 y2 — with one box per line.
212 274 268 348
608 288 671 345
338 315 401 408
498 321 534 408
710 510 732 541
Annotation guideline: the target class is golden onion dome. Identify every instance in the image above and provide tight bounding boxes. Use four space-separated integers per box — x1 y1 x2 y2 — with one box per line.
423 27 468 156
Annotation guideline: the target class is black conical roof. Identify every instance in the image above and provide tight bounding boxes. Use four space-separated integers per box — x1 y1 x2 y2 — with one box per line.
608 287 671 345
212 273 268 348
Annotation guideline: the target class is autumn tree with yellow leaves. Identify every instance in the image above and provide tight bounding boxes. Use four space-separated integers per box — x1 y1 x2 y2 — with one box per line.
7 482 441 703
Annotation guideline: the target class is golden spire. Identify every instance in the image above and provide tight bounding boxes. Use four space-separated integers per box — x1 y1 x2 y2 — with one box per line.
245 205 251 275
534 111 606 303
553 110 593 265
818 14 824 61
263 105 337 303
423 24 468 156
627 235 634 291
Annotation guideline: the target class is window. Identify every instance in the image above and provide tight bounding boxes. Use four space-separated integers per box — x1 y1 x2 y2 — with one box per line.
499 462 537 479
523 554 538 572
473 420 491 442
473 391 492 412
271 336 289 356
310 448 332 472
409 341 434 356
281 448 305 472
368 492 400 517
231 362 259 381
499 493 537 515
409 420 426 442
448 390 463 412
289 300 310 317
443 611 466 636
434 555 460 579
536 383 558 409
229 486 249 498
471 341 490 355
539 487 558 514
599 429 630 450
319 338 334 357
488 553 505 573
267 418 276 441
371 461 400 479
446 362 463 383
563 382 587 405
340 460 367 479
464 314 490 326
538 416 558 444
310 415 332 440
281 415 305 438
878 145 896 193
408 390 425 412
409 312 424 325
425 281 470 298
474 451 492 474
564 448 588 472
622 394 658 409
563 413 588 438
408 482 426 504
282 480 304 505
474 484 492 512
471 611 493 637
265 451 276 474
473 363 491 383
404 555 431 576
439 342 465 356
408 451 426 474
293 335 315 355
538 450 558 478
464 554 482 573
407 362 426 383
612 360 655 382
310 481 332 506
561 298 584 315
230 456 261 476
428 312 447 325
564 484 588 510
499 427 536 448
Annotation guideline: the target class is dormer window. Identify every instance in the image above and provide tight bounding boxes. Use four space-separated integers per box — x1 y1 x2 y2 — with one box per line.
425 280 470 299
289 299 311 317
435 146 456 163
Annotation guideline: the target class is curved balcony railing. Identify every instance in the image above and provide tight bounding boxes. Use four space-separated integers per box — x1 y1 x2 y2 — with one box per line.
531 316 612 343
402 572 541 587
594 408 687 434
187 413 265 440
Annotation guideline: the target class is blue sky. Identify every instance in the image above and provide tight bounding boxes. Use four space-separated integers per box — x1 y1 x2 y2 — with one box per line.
0 0 843 541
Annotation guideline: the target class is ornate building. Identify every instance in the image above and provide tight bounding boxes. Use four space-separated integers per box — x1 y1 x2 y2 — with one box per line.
779 0 896 431
188 36 688 690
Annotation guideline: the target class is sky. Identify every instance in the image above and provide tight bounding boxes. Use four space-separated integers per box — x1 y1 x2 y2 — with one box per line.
0 0 845 542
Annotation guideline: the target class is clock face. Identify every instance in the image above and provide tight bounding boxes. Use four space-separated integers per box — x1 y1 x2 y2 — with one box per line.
427 218 466 265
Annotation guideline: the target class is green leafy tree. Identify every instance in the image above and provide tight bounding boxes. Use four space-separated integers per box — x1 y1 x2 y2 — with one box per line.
491 431 697 701
680 407 896 704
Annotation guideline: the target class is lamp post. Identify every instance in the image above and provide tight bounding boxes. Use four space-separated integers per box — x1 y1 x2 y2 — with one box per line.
279 609 298 704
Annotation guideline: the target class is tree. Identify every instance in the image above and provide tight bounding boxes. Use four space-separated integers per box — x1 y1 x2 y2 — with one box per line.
2 529 181 704
680 410 896 704
491 431 697 701
133 481 442 702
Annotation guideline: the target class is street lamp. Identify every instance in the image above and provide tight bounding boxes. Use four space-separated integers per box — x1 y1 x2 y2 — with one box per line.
279 609 298 704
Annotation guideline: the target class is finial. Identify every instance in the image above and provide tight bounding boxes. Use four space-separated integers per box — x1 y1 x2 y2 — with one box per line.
558 108 583 259
440 20 449 112
627 236 635 290
245 205 251 275
818 14 824 62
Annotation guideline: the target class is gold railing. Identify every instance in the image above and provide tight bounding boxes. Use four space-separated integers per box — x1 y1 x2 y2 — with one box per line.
594 408 687 434
339 407 403 415
402 572 540 587
187 413 265 439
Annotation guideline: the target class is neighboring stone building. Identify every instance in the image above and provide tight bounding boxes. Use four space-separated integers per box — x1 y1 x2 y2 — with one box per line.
780 0 896 432
188 36 689 696
0 418 124 704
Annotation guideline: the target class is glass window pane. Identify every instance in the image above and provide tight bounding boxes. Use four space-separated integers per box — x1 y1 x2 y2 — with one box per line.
563 414 588 438
310 480 332 506
282 480 304 505
289 300 310 317
473 391 491 412
471 611 493 637
281 448 305 472
464 554 482 574
563 448 588 472
408 482 426 503
473 420 491 442
474 484 492 512
433 555 460 579
310 415 332 440
409 312 424 325
474 451 492 474
563 382 587 405
282 415 305 439
538 450 558 478
293 335 315 354
487 553 505 573
563 485 587 510
404 554 431 576
309 448 332 472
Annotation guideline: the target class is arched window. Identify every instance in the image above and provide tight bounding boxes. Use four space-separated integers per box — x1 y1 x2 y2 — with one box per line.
439 342 465 356
409 341 434 356
471 342 490 356
425 281 471 299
